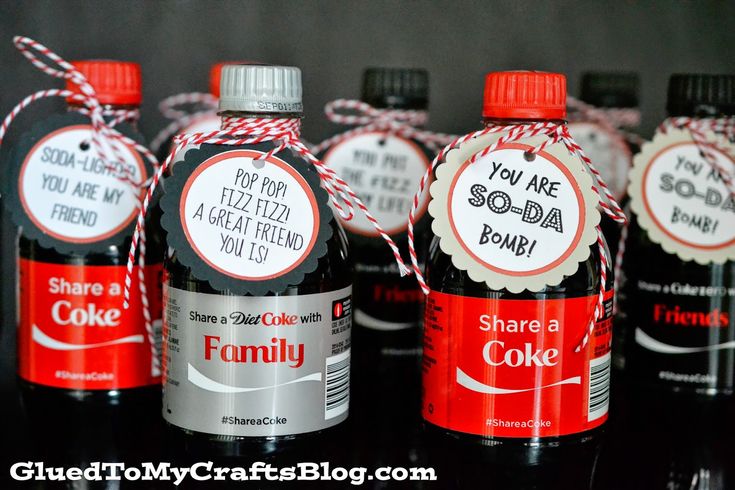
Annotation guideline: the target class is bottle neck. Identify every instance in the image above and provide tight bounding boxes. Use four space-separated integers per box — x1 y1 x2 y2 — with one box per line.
482 117 566 128
667 106 732 119
581 95 638 109
218 111 303 132
361 96 427 111
67 103 140 129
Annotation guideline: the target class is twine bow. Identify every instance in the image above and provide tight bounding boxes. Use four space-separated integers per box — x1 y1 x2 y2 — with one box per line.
311 99 456 155
566 96 644 147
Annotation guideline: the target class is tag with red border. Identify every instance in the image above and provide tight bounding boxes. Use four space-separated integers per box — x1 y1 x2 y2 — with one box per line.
628 128 735 264
3 113 152 254
160 143 333 295
319 131 433 243
429 133 600 293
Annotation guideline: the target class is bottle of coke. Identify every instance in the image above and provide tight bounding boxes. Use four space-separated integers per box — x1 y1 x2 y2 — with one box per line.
318 68 431 471
422 71 613 490
15 60 165 477
610 73 735 490
161 64 352 472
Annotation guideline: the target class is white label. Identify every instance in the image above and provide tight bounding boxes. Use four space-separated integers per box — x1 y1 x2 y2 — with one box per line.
322 132 430 236
430 134 600 293
629 129 735 264
180 149 320 280
19 125 146 243
567 121 631 201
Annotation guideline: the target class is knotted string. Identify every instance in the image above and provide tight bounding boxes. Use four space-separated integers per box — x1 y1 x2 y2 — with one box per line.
613 116 735 312
567 96 644 147
148 92 219 154
406 122 628 352
0 36 160 375
310 99 456 155
123 115 412 309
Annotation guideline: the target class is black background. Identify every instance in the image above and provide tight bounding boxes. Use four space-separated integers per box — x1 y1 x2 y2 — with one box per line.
1 0 735 487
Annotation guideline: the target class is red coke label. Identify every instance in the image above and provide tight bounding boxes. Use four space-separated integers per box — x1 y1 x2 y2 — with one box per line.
18 258 163 390
423 290 613 438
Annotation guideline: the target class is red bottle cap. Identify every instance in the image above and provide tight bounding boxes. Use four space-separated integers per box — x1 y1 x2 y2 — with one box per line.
66 60 142 106
483 71 566 120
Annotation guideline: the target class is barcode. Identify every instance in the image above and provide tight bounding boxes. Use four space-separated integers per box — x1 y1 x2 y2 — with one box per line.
588 352 611 421
325 349 350 420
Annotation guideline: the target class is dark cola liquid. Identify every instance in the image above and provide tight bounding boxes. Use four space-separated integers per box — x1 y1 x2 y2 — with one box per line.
619 219 735 395
595 377 735 490
602 220 735 489
423 236 611 490
320 116 431 474
17 223 166 488
163 211 352 471
348 235 426 474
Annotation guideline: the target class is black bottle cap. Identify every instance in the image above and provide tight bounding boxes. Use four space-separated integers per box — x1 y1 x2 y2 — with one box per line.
580 72 640 108
361 68 429 110
667 74 735 117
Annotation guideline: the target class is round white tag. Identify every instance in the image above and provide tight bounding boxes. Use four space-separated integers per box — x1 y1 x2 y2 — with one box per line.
629 128 735 263
322 132 430 236
18 124 146 244
567 121 632 201
430 133 600 292
180 149 320 280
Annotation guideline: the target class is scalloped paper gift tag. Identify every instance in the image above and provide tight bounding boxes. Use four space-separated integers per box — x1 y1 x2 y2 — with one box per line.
160 143 334 296
628 128 735 264
3 112 151 254
429 132 600 293
319 130 434 243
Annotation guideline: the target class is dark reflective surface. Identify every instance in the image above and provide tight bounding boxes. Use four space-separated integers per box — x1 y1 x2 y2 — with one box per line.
2 326 735 489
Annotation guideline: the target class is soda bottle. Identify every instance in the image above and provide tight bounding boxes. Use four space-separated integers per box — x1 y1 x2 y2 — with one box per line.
160 64 352 469
17 59 164 410
13 60 165 485
612 74 735 489
421 71 613 490
317 68 432 471
620 74 735 397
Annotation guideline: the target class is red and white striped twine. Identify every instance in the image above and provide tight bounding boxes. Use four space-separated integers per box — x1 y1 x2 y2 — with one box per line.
149 92 219 154
405 122 627 352
0 36 160 374
123 115 412 308
567 96 644 147
310 99 457 155
613 117 735 304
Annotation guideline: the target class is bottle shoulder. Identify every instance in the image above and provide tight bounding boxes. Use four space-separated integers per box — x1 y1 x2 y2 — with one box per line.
426 235 611 299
